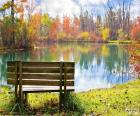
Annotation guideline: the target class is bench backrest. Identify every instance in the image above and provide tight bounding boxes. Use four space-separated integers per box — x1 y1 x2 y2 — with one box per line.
7 61 74 91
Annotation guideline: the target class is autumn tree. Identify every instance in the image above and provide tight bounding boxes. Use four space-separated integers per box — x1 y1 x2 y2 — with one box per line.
131 17 140 40
101 27 110 41
79 31 89 40
0 0 33 48
71 16 80 38
28 13 41 40
49 18 61 40
63 16 71 37
40 13 53 36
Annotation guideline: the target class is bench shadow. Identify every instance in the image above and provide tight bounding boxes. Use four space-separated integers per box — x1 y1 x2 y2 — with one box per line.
25 92 85 115
63 92 85 115
9 92 85 115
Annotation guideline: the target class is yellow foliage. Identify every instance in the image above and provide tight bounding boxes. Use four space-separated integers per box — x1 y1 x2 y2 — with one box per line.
101 27 110 41
101 45 110 57
57 32 67 40
28 27 35 38
79 31 89 40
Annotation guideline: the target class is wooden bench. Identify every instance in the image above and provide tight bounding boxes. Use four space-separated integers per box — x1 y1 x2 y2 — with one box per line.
7 61 75 111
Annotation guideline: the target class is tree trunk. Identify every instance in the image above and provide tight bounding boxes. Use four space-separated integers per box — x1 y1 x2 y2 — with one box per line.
11 0 15 47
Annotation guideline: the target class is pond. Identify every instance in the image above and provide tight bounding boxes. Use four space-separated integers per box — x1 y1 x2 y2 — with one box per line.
0 43 136 92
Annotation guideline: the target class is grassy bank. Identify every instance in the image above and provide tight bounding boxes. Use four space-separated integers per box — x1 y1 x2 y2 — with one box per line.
0 79 140 115
108 40 139 44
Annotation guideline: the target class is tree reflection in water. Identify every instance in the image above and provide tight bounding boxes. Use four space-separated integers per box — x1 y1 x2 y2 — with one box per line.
0 43 136 92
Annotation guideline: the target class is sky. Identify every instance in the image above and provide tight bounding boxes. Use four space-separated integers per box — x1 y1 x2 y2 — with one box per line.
0 0 140 19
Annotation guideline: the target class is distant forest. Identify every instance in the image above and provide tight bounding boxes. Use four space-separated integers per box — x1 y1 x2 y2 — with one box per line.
0 0 140 48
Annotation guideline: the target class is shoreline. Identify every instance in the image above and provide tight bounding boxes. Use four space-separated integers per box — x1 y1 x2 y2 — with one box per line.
0 40 139 54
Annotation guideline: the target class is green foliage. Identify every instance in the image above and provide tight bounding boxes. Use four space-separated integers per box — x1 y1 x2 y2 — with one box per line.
0 1 12 12
0 7 5 11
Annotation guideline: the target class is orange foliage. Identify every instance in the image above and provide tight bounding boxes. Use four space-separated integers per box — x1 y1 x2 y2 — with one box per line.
28 13 41 39
15 6 24 13
128 44 140 76
71 17 80 37
49 18 61 40
63 16 71 35
131 17 140 40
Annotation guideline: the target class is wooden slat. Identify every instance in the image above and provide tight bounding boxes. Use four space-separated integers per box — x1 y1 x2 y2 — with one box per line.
7 73 74 80
22 62 61 67
7 79 74 86
7 66 16 73
7 79 14 84
22 62 74 68
22 67 74 73
64 62 75 67
22 74 74 80
7 62 74 73
22 86 74 93
64 62 74 67
7 61 16 66
22 67 60 73
7 73 16 79
7 62 74 68
23 89 74 93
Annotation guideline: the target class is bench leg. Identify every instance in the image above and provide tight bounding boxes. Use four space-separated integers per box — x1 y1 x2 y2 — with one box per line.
15 85 18 102
24 93 28 104
59 92 67 112
59 92 62 112
60 92 66 112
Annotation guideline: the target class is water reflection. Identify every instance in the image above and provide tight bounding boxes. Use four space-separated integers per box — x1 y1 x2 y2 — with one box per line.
0 43 135 92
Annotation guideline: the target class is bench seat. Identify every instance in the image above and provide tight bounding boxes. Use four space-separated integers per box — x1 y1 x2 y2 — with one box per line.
22 86 74 93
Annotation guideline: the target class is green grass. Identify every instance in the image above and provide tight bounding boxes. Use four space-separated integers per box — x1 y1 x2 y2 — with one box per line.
0 79 140 115
0 86 14 114
76 80 140 116
108 40 140 44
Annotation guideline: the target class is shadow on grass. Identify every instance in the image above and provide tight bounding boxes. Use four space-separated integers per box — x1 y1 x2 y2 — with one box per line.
0 87 85 115
63 92 85 115
25 92 85 115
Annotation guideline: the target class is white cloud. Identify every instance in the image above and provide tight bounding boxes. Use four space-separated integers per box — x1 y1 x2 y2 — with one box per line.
79 0 108 6
0 0 108 18
131 0 140 19
40 0 80 18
